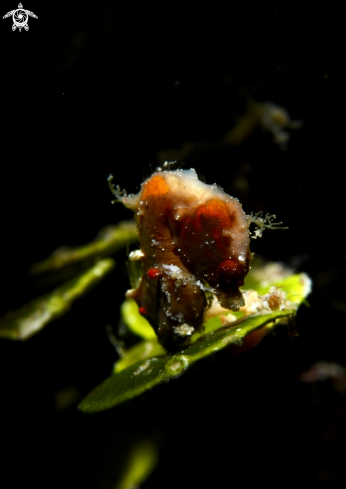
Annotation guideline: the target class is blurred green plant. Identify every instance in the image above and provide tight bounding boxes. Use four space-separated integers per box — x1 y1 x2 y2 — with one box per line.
0 221 137 340
0 210 310 418
30 220 137 275
113 437 159 489
0 259 115 340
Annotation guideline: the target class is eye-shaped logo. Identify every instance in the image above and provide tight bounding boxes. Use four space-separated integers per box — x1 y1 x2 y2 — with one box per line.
3 2 38 32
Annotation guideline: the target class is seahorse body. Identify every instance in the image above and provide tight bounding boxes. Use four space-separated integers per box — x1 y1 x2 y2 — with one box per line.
115 168 251 351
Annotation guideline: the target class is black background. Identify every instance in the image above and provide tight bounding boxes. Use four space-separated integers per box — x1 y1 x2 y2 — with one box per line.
1 2 346 488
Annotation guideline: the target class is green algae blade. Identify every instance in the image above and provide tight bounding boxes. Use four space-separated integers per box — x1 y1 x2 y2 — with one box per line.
79 308 295 413
79 356 167 413
0 259 115 340
120 299 157 340
79 267 311 413
113 338 165 374
113 437 159 489
30 221 136 275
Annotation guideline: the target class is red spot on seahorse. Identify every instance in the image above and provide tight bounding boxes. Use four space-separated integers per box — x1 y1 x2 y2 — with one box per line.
147 268 161 279
139 307 148 316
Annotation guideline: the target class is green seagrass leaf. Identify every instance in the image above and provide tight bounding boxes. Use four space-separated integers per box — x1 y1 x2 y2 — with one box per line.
120 299 156 340
0 259 115 340
79 356 167 413
30 221 136 275
79 267 311 413
79 310 295 413
186 270 311 345
113 437 159 489
113 339 165 374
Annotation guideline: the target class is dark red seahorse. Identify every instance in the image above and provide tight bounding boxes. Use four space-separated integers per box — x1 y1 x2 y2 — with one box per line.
109 167 252 351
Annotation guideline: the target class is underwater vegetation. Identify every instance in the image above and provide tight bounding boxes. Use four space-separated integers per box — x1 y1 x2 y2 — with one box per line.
108 165 289 351
0 72 314 487
79 165 310 412
0 159 310 415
